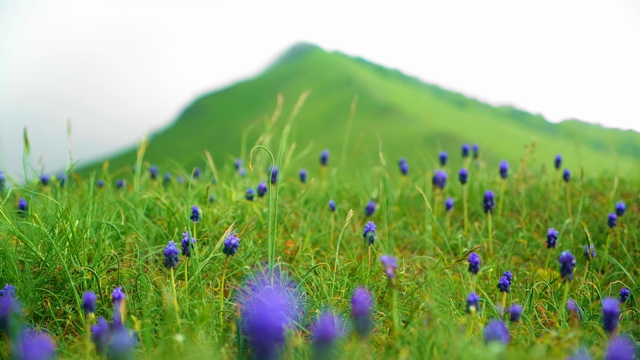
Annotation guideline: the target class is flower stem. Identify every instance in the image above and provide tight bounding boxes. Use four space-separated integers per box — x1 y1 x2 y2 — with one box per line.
565 183 573 219
463 185 468 234
170 268 181 329
488 212 493 257
559 280 571 328
219 256 229 329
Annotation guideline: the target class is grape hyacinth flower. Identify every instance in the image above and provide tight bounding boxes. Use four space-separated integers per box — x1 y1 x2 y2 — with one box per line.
503 271 513 285
563 169 571 183
605 335 637 360
499 161 509 179
14 329 57 360
116 179 125 189
257 182 268 198
0 284 23 336
466 292 480 314
112 287 126 323
245 188 255 201
82 291 97 315
462 144 470 158
459 168 468 185
497 276 510 293
91 316 135 359
311 312 346 353
365 200 376 217
554 154 562 170
615 201 626 217
602 297 620 334
509 304 523 323
18 198 28 215
445 197 454 212
270 166 278 185
583 244 596 261
608 213 617 228
91 317 110 354
181 231 196 257
299 169 307 183
163 172 171 186
320 150 329 166
567 299 582 319
379 255 398 279
432 170 447 190
546 228 559 249
439 151 448 166
483 190 495 213
559 251 577 281
96 180 105 188
190 205 201 223
238 168 246 177
149 165 158 180
163 241 180 270
398 158 408 175
328 200 336 212
468 253 481 275
40 174 50 186
223 232 240 256
363 221 376 245
568 347 591 360
483 319 510 344
351 287 374 337
620 287 630 303
472 144 479 159
234 158 242 170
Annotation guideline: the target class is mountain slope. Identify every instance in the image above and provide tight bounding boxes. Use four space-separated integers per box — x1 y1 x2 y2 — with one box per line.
84 43 640 177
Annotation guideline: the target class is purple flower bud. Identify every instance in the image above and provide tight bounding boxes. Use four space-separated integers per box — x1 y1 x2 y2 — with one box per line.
472 144 479 159
605 335 637 360
363 221 376 245
18 198 28 215
328 200 336 212
351 287 374 337
509 304 522 323
82 291 97 315
14 329 56 360
563 169 571 183
462 144 470 158
503 271 513 285
497 276 510 293
602 297 620 334
190 205 201 223
96 180 105 188
181 231 196 257
163 241 180 269
320 150 329 166
177 176 185 184
163 172 171 186
399 160 409 175
559 251 576 281
245 188 255 201
554 154 562 170
91 317 109 354
270 166 278 185
459 168 468 185
40 174 50 186
192 167 201 179
299 169 307 183
0 285 23 336
615 201 626 217
546 228 559 249
439 151 448 166
234 159 242 170
499 160 509 179
466 292 480 314
608 213 617 228
583 244 596 261
483 190 495 214
238 168 246 177
445 197 454 212
149 165 158 180
468 253 481 275
311 312 346 352
365 200 376 217
483 319 510 344
567 299 582 319
432 170 447 190
379 255 398 279
257 182 268 198
223 232 240 256
620 288 630 303
116 179 125 189
57 174 66 187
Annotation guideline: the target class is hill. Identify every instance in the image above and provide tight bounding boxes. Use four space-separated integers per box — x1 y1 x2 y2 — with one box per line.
82 42 640 177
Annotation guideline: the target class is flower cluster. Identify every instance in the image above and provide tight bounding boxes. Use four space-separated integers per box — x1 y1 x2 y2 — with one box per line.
484 319 509 344
181 231 196 257
363 221 376 245
432 170 447 190
483 191 495 213
468 253 481 275
299 169 307 183
257 182 268 198
328 200 336 212
365 200 376 217
459 168 468 185
379 255 398 279
559 251 576 281
351 287 374 337
439 151 448 166
398 158 408 175
445 198 454 212
499 160 509 179
223 232 240 256
190 205 201 223
546 228 558 249
163 241 180 270
320 150 329 166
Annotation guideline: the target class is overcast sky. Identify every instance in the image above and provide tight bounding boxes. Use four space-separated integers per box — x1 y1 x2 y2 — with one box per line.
1 0 639 178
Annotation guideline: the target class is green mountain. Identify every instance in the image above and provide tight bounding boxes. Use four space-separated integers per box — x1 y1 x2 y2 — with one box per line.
84 43 640 177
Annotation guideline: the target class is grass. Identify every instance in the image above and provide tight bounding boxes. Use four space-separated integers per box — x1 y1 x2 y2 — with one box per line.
1 102 638 359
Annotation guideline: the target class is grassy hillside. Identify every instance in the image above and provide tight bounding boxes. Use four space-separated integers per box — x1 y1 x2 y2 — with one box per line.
83 43 640 177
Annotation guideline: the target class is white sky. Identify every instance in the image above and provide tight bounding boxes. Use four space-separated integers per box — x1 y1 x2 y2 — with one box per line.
1 0 639 178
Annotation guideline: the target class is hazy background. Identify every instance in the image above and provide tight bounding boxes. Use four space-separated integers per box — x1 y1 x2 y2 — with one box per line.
1 0 639 178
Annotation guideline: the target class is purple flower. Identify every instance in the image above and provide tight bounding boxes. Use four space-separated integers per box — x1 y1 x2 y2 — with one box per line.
96 180 105 188
583 244 596 261
365 200 376 217
602 297 620 334
379 255 398 279
234 159 242 170
238 168 247 177
311 312 346 351
615 201 626 217
567 299 582 319
82 291 97 315
163 241 180 270
497 276 510 293
483 319 510 344
57 174 66 187
462 144 470 158
192 167 201 179
257 182 268 198
546 228 559 249
608 213 617 228
559 251 577 281
116 179 125 189
503 271 513 285
245 188 255 201
569 347 591 360
299 169 307 183
18 198 28 215
223 232 240 256
554 154 562 170
111 287 126 325
472 144 479 159
351 287 374 337
190 205 201 223
439 151 448 166
363 221 376 245
509 304 522 323
40 174 50 186
432 170 447 190
466 292 480 314
270 166 278 185
149 165 158 180
483 190 495 214
499 160 509 179
328 200 336 212
14 329 56 360
163 172 171 186
605 335 637 360
91 317 110 354
563 169 571 183
620 287 630 303
0 285 23 336
398 158 409 175
468 253 481 275
91 316 135 358
445 197 454 212
181 231 196 257
320 150 329 166
459 168 468 185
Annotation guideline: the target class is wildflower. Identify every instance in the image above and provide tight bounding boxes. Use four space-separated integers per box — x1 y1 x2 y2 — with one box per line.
445 197 454 212
18 198 28 215
379 255 398 279
472 144 479 159
57 173 66 187
363 221 376 245
13 329 56 360
177 176 184 184
112 287 125 307
559 251 577 281
190 205 201 223
91 317 110 354
245 188 255 201
82 291 97 315
583 244 596 261
483 190 495 213
398 158 409 175
270 166 278 185
563 169 571 183
311 312 346 352
0 284 23 336
468 253 481 275
91 317 135 359
96 180 105 188
365 200 376 217
163 172 171 186
567 299 582 319
223 232 240 256
181 232 196 257
351 287 374 337
503 271 513 285
320 150 329 166
432 170 447 190
546 228 559 249
483 319 510 344
499 161 509 179
439 151 448 166
149 165 158 180
615 201 626 217
608 213 617 228
620 288 630 303
239 168 247 177
466 292 480 314
459 168 468 185
605 335 637 360
554 154 562 170
602 297 620 334
568 347 591 360
193 167 201 179
116 179 125 189
462 144 470 158
509 304 522 323
328 200 336 212
234 159 242 170
497 276 510 293
299 169 307 183
163 241 180 270
40 174 50 186
257 182 268 198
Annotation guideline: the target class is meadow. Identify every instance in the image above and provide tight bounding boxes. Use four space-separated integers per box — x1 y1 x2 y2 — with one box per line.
1 127 638 360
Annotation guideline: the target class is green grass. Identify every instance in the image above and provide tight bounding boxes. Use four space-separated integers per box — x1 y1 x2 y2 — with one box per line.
1 107 639 359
